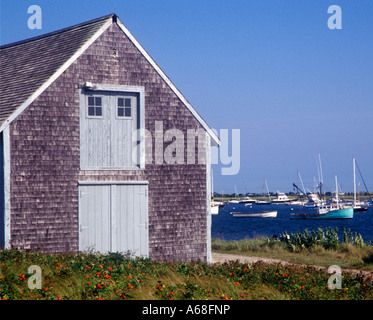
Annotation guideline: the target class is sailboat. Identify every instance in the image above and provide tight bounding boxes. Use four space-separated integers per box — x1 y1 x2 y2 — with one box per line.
210 170 223 214
227 185 240 203
256 178 272 205
291 176 353 220
352 157 370 212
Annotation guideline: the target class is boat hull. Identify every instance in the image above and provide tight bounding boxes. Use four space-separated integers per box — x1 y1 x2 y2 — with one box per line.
233 210 277 218
290 207 353 220
255 201 271 205
211 205 219 214
353 206 369 212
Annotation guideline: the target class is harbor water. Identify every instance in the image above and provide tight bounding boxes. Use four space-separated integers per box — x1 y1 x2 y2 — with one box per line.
212 202 373 243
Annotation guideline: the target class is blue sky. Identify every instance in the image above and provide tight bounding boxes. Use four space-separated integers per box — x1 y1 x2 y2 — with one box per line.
1 0 372 194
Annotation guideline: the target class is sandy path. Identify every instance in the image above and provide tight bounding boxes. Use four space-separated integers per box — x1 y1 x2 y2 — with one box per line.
212 252 288 265
211 252 373 280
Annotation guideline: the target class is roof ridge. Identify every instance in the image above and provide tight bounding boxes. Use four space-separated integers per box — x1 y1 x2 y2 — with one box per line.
0 13 115 50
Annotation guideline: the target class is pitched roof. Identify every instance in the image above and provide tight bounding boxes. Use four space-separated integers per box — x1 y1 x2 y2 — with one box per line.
0 14 219 145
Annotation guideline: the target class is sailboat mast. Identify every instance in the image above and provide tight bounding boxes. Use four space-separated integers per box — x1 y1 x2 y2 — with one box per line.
318 154 324 196
353 157 357 205
335 175 339 206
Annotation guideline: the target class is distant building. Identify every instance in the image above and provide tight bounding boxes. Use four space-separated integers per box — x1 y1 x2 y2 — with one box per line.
0 14 219 262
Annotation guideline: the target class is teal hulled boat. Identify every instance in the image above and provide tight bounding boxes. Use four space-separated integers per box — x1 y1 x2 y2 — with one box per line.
291 175 354 220
290 206 353 220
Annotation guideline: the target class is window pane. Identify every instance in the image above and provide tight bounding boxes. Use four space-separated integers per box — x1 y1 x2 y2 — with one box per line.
118 108 124 117
95 97 102 106
125 108 131 117
96 107 102 116
118 98 124 107
88 106 95 116
125 98 131 107
88 97 95 106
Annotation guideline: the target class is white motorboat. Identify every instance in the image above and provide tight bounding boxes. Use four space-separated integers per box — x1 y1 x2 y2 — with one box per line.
272 191 291 204
211 200 224 214
304 193 325 208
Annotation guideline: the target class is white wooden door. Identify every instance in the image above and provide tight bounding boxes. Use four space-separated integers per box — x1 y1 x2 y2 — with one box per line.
80 91 139 169
79 183 148 256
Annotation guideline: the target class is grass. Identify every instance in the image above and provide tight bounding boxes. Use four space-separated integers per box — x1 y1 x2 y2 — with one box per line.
211 227 373 271
1 248 372 300
212 238 373 270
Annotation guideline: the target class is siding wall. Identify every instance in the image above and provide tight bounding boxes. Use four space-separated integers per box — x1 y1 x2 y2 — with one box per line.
8 23 208 261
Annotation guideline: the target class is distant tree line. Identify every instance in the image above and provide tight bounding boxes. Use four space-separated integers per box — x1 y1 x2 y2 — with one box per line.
213 191 373 198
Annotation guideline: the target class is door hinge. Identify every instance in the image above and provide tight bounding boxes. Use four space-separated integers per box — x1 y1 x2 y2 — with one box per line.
79 190 89 198
139 222 148 229
138 189 148 197
79 225 89 232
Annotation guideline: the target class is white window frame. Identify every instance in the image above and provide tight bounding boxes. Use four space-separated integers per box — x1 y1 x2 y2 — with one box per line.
115 96 135 120
86 94 105 119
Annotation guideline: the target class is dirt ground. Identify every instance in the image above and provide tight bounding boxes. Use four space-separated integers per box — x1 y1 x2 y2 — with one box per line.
212 252 287 265
211 252 373 281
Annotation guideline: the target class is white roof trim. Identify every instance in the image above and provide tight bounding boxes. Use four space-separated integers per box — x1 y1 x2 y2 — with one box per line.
116 18 220 146
0 18 113 133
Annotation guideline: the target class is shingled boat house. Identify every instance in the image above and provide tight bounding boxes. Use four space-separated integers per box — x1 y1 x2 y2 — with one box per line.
0 14 219 262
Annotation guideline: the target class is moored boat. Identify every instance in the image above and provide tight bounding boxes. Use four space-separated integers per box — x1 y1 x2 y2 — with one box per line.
352 157 371 213
256 178 272 205
255 200 271 205
291 176 353 220
272 191 291 204
304 193 325 208
233 210 277 218
290 206 353 220
239 196 256 204
352 204 369 212
211 200 224 214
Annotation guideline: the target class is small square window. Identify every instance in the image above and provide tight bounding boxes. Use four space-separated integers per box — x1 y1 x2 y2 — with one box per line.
87 96 103 117
117 97 131 118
